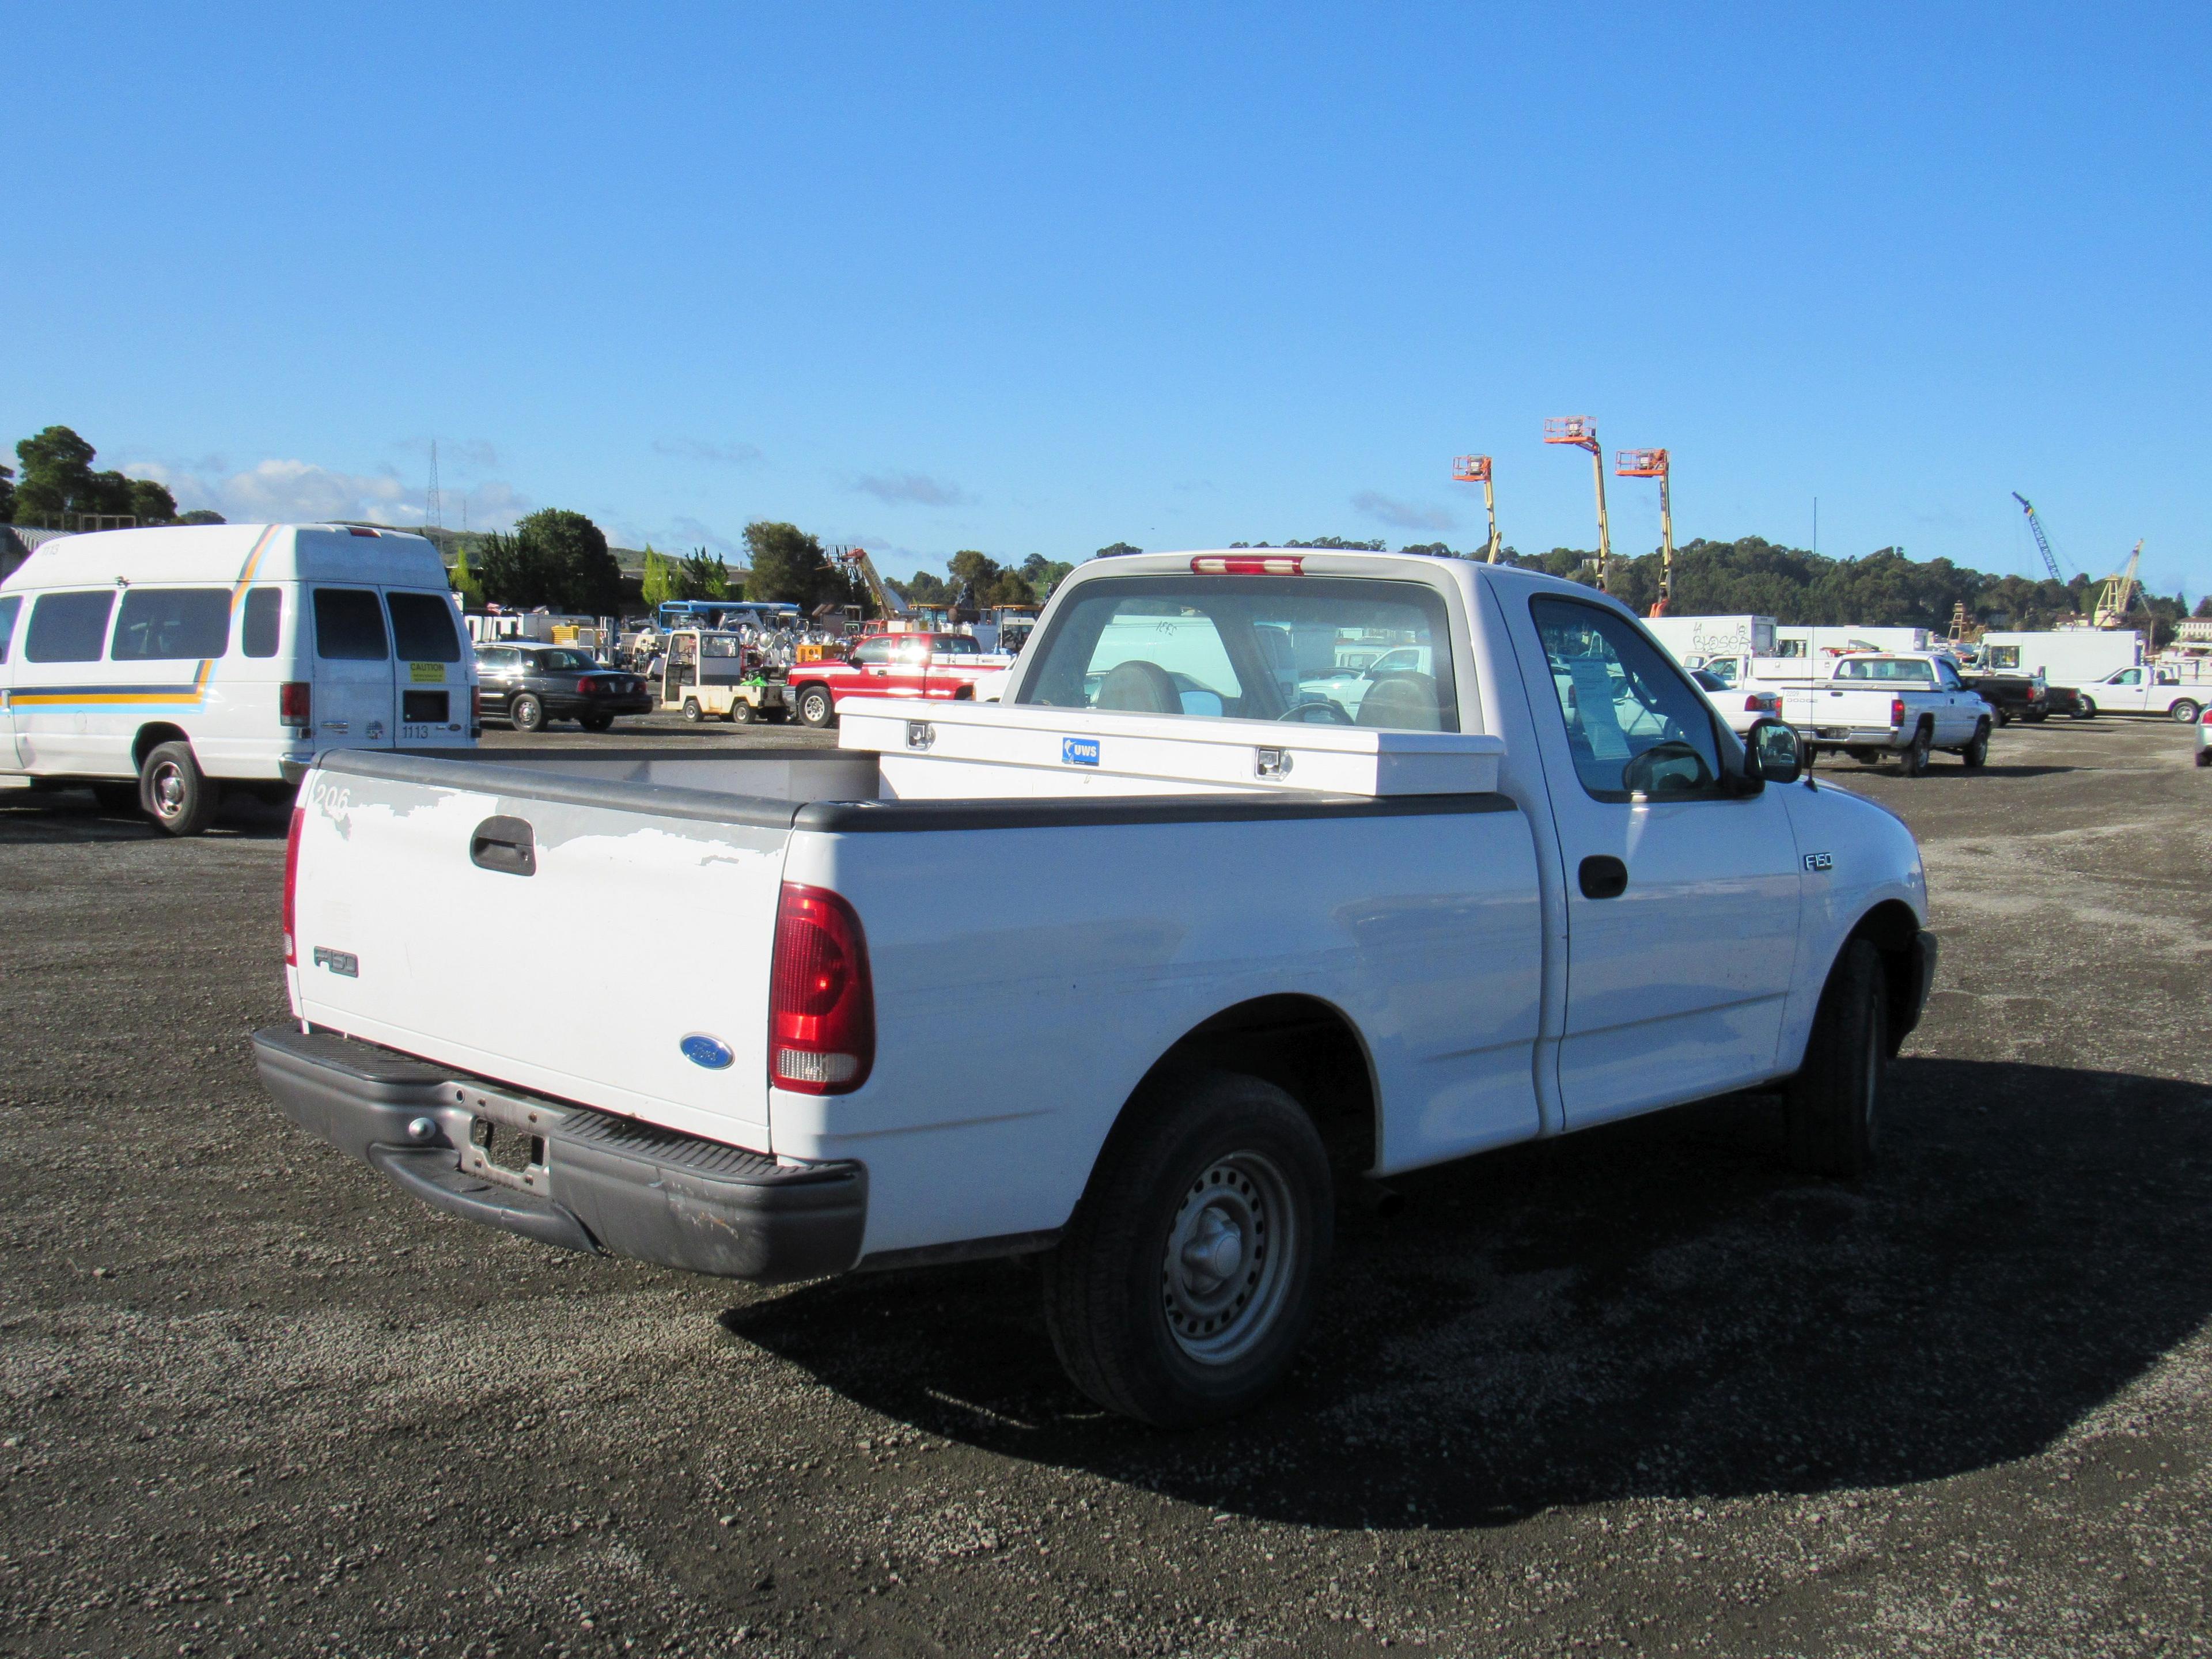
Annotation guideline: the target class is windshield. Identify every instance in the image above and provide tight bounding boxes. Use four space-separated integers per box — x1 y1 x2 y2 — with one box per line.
1016 576 1457 730
534 649 596 671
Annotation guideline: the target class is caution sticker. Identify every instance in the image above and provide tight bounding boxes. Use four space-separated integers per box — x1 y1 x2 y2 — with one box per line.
409 661 446 683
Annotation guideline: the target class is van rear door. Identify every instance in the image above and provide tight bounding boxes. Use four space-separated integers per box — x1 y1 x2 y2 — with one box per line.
309 586 397 747
385 589 471 745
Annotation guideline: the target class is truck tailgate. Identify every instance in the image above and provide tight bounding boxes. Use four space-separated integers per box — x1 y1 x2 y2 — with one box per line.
289 755 790 1152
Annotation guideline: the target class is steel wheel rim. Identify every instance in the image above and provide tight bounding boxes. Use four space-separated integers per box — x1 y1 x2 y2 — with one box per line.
1160 1150 1296 1366
150 762 186 819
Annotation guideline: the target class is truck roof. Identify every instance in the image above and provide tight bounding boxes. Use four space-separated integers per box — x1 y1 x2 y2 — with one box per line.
0 522 449 593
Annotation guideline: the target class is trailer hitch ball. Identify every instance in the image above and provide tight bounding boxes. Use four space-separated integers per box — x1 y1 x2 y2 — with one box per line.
406 1116 440 1144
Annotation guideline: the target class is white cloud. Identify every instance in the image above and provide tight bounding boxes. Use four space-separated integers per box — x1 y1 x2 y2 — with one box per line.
850 471 969 508
1352 490 1457 533
653 438 764 468
124 457 530 531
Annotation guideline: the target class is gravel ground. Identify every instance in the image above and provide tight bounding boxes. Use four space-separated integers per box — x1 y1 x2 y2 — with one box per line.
2 714 2208 1658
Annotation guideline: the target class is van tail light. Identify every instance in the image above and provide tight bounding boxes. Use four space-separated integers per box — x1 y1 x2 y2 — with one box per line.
769 882 874 1094
1890 697 1906 728
280 682 312 726
1191 554 1304 575
472 685 483 721
282 806 305 966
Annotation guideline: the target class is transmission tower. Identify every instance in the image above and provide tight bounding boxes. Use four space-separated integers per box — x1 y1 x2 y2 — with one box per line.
426 439 444 544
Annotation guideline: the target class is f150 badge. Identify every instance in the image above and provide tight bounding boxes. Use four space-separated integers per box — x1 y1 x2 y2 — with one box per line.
1803 851 1834 872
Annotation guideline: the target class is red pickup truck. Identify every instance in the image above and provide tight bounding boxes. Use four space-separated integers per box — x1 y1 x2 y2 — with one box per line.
787 632 1006 728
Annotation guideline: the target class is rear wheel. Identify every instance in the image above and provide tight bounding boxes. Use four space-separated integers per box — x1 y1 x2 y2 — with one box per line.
795 685 836 729
511 694 546 733
1040 1070 1332 1427
1960 721 1989 767
139 741 220 837
1992 707 2010 728
1783 938 1889 1178
1896 726 1931 777
579 712 615 732
2171 699 2201 725
729 698 756 725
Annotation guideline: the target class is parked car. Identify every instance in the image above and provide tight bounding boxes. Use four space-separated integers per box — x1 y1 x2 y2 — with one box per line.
1691 668 1785 736
2198 703 2211 767
257 551 1935 1426
1784 652 1993 774
2082 664 2206 722
1961 669 2048 725
472 643 653 732
0 522 476 834
783 632 1005 728
2043 684 2094 720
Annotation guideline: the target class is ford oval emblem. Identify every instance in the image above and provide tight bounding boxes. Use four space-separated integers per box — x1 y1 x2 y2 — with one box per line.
680 1033 735 1070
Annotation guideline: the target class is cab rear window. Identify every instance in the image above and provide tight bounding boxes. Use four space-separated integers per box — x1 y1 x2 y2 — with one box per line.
313 589 389 660
386 592 463 662
111 588 231 661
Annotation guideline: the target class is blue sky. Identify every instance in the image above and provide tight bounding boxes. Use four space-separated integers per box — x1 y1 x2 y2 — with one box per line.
7 3 2208 599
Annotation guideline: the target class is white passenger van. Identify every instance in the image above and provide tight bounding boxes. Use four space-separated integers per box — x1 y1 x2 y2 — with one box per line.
0 523 478 834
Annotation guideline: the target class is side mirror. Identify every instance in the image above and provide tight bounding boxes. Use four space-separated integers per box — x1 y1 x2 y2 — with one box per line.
1747 717 1804 785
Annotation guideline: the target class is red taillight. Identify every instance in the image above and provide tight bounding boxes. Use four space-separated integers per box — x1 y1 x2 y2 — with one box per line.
768 882 874 1094
347 526 380 537
1190 555 1305 575
280 681 311 725
1744 695 1762 712
1890 697 1906 727
282 806 305 965
471 685 483 721
578 678 597 694
2201 706 2212 725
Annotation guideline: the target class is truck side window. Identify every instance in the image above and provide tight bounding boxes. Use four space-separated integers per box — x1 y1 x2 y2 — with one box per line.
385 592 463 662
0 596 18 663
1531 597 1722 802
313 589 389 661
25 590 116 663
110 588 231 661
243 588 282 657
852 638 892 666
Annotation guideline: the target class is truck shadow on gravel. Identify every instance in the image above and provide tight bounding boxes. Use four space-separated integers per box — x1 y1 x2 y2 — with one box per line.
0 789 289 842
722 1057 2212 1528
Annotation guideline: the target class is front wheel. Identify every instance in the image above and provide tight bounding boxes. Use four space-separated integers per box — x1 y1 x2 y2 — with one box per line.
2074 697 2097 719
140 741 221 837
795 685 836 729
1960 722 1989 767
510 694 546 733
1040 1070 1333 1427
2171 699 2202 725
681 698 704 724
1783 938 1889 1178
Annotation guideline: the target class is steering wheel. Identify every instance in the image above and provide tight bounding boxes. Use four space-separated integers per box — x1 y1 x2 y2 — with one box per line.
1277 698 1354 725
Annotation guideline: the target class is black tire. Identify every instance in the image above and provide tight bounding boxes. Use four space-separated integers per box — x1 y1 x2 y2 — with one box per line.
579 713 615 732
2075 697 2097 719
92 781 143 814
1960 721 1989 768
729 698 756 725
2196 748 2210 768
1040 1070 1333 1427
795 684 836 729
1849 747 1881 767
139 741 221 837
1783 938 1889 1179
2171 699 2201 725
681 698 704 724
1896 725 1931 777
1992 707 2010 728
2024 710 2048 724
511 694 547 733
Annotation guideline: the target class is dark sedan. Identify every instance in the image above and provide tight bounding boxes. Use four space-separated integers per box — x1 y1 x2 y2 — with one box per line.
472 644 654 732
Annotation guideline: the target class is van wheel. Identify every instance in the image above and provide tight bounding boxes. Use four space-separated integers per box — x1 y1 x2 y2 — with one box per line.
1040 1070 1332 1427
511 694 547 733
1961 722 1990 767
1784 939 1888 1178
796 685 836 729
681 698 704 724
140 741 221 837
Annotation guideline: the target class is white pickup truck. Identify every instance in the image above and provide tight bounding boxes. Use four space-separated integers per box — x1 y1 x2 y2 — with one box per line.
255 552 1937 1425
2081 664 2207 723
1783 652 1993 774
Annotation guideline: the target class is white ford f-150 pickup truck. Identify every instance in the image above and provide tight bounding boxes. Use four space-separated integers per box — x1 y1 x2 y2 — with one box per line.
256 552 1937 1425
1782 652 1993 775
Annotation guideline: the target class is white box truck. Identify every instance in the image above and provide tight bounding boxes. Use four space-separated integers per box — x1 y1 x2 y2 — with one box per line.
1645 613 1777 669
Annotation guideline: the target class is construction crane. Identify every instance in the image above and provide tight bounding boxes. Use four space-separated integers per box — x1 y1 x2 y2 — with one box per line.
1544 416 1612 592
2010 492 2068 585
1615 448 1672 616
2092 539 2145 629
823 544 912 620
1450 454 1502 562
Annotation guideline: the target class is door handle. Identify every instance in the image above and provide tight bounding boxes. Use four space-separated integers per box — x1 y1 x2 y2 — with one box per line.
1579 855 1628 900
470 815 536 877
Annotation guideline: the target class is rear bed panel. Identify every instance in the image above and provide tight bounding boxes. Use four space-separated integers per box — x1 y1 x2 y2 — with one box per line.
291 764 786 1151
